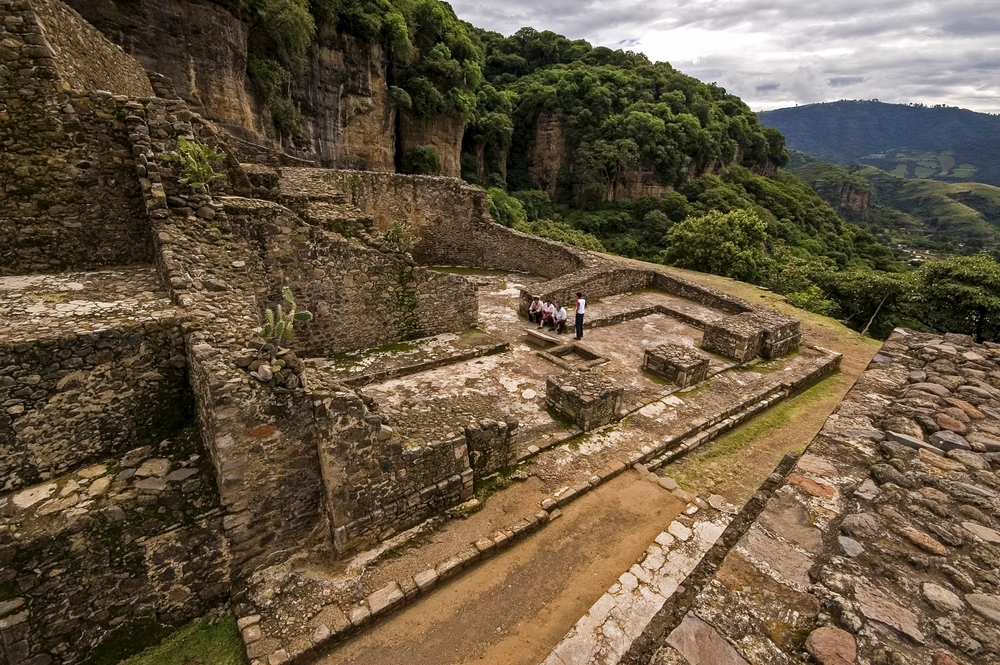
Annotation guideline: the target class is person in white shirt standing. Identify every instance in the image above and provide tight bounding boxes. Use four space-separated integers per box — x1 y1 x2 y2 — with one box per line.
574 292 586 340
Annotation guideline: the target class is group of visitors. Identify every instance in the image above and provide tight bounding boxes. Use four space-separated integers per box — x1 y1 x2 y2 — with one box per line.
528 292 587 340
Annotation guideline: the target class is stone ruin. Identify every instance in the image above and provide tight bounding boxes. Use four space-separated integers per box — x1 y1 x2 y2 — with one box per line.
617 330 1000 665
545 373 624 432
0 2 860 664
643 343 710 389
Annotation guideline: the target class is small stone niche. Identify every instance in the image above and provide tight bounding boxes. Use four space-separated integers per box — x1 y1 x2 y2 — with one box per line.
702 312 764 364
539 343 609 372
643 343 709 388
546 372 623 431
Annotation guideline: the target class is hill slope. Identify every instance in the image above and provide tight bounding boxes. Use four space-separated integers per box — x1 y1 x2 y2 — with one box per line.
787 152 1000 258
760 101 1000 186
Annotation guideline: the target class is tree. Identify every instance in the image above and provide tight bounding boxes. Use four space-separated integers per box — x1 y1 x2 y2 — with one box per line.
908 254 1000 342
662 208 771 283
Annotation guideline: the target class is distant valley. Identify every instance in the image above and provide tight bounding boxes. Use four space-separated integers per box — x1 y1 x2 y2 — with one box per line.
760 100 1000 187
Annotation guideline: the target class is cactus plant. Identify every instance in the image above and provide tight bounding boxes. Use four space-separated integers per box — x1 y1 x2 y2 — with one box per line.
256 287 312 361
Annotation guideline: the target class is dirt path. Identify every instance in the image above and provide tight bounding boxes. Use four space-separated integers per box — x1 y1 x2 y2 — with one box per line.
316 471 685 665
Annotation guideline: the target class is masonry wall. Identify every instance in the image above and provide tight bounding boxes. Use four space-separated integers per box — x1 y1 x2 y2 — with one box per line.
31 0 153 97
0 0 154 276
314 390 473 557
284 169 586 278
0 320 193 493
225 199 478 357
0 431 228 665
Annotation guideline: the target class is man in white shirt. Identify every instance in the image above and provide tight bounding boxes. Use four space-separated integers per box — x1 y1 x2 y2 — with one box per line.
528 296 543 324
553 304 568 334
575 292 586 340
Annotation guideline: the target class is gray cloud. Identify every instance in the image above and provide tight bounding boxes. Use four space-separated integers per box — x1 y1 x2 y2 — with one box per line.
450 0 1000 113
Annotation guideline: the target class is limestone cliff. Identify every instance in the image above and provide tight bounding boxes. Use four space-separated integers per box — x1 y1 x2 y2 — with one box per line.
811 181 872 223
64 0 259 137
290 25 396 170
529 112 571 195
63 0 399 170
400 111 465 177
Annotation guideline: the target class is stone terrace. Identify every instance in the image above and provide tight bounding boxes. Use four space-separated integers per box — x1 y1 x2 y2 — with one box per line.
630 330 1000 665
0 267 182 342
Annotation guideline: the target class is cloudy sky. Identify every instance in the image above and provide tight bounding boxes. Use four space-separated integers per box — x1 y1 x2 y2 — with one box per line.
449 0 1000 114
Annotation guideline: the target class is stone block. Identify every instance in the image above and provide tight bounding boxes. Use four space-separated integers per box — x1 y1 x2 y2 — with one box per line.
545 372 623 431
643 343 710 388
702 313 764 363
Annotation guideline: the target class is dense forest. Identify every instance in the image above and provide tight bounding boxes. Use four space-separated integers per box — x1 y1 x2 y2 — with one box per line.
217 0 1000 343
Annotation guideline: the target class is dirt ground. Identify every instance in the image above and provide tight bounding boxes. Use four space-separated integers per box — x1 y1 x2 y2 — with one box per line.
317 471 685 665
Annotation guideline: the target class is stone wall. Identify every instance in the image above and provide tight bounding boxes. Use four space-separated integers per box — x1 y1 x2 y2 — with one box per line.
702 312 765 364
643 344 710 388
0 0 153 275
224 198 478 357
0 320 192 493
315 390 474 557
546 372 623 432
466 418 518 476
0 431 229 665
32 0 152 97
278 168 587 278
520 267 756 321
642 330 1000 665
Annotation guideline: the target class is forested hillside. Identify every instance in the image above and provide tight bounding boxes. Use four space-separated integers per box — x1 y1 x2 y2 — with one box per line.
174 1 1000 343
760 100 1000 186
789 152 1000 259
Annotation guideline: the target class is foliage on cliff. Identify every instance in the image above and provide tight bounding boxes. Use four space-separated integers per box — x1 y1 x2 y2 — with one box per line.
470 27 788 198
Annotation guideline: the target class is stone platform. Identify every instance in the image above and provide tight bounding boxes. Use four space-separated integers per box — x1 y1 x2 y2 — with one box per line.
629 331 1000 665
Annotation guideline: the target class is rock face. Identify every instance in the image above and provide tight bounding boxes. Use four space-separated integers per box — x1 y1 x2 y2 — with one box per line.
65 0 259 136
529 112 571 195
400 110 466 177
811 180 872 223
289 25 396 170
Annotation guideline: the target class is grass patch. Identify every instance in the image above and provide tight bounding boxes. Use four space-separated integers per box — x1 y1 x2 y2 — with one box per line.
668 374 842 488
120 612 246 665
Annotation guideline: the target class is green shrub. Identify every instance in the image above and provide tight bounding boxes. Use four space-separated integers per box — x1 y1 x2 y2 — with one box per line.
487 187 527 227
402 145 440 174
163 137 226 192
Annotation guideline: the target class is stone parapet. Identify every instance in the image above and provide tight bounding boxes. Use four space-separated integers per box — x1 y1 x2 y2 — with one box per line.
546 373 623 432
643 343 710 388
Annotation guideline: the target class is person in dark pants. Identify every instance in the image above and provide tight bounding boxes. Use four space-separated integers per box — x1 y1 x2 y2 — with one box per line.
528 296 543 324
574 292 586 340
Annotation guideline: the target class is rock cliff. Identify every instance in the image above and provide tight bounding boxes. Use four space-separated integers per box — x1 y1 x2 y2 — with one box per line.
63 0 413 170
812 180 872 223
400 110 465 177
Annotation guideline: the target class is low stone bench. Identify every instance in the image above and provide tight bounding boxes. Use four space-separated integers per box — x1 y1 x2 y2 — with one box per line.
526 328 561 345
546 372 623 431
643 343 710 388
